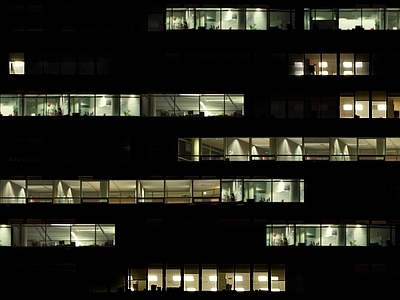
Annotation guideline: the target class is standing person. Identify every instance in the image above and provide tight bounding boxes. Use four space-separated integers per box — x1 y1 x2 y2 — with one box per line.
57 107 62 116
230 193 235 202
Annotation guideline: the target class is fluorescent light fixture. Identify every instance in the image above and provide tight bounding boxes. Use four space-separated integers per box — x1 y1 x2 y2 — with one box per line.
235 276 243 282
148 275 158 281
184 275 194 281
393 27 397 30
377 104 386 111
343 61 353 68
321 71 329 75
11 61 24 67
271 276 279 281
258 276 268 282
259 288 269 291
355 62 363 68
343 71 353 75
356 104 363 111
271 288 281 292
294 71 304 76
173 275 181 281
186 288 196 292
294 61 303 67
343 104 353 111
235 288 245 292
319 61 328 68
209 275 217 281
211 288 217 291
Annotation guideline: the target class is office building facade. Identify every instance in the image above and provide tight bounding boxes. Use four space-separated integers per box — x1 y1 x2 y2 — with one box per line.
1 1 400 297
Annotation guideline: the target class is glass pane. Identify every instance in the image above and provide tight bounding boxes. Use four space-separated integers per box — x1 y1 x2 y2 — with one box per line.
196 9 220 30
355 53 369 75
253 264 268 291
201 138 224 160
221 179 243 202
71 224 96 246
340 94 354 118
96 224 115 246
372 91 386 118
70 94 95 116
304 137 330 160
340 53 354 75
305 53 320 75
184 264 199 291
47 224 71 246
129 268 146 292
289 54 304 76
202 264 217 291
321 53 337 75
225 94 244 116
137 180 164 202
54 180 80 204
226 138 249 161
0 94 23 116
0 225 12 246
95 94 115 116
346 225 367 246
296 225 320 246
27 180 53 203
330 138 358 161
1 180 26 204
120 94 140 116
271 265 285 292
235 264 250 291
148 264 163 291
246 9 267 30
165 180 191 204
276 138 303 161
243 179 272 202
166 264 181 290
339 9 362 30
218 264 234 291
370 226 391 246
193 180 220 202
109 180 136 204
221 9 242 30
321 225 345 246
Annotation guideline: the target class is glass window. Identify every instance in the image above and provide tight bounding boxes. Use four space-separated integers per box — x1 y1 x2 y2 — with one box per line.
271 265 285 292
81 180 109 203
46 224 72 246
129 267 146 292
243 179 272 202
304 137 330 160
27 180 53 203
235 264 250 291
165 180 191 204
120 95 140 116
109 180 136 204
296 224 320 246
202 264 217 291
312 9 338 30
70 94 95 116
305 53 320 75
0 180 26 204
355 53 369 75
225 94 244 116
246 8 267 30
253 264 268 291
272 179 303 202
184 264 199 291
137 180 164 203
0 94 22 116
362 8 382 30
321 225 345 246
288 92 304 118
24 95 46 116
386 8 400 30
53 180 80 204
148 264 163 291
355 91 369 118
95 95 115 116
340 93 354 118
339 9 362 30
267 224 292 246
9 53 25 74
340 53 354 75
0 225 12 246
25 224 46 246
226 138 249 161
370 226 391 246
96 224 115 246
270 9 293 30
251 138 275 161
196 8 220 30
271 92 286 118
276 138 303 161
372 91 386 118
385 138 400 161
166 264 181 290
221 9 243 30
178 138 198 161
221 179 243 202
330 137 358 161
192 180 220 203
388 93 400 118
346 225 367 246
218 264 234 291
358 138 386 160
201 138 224 161
71 224 96 246
289 54 304 76
200 94 224 116
321 53 337 75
